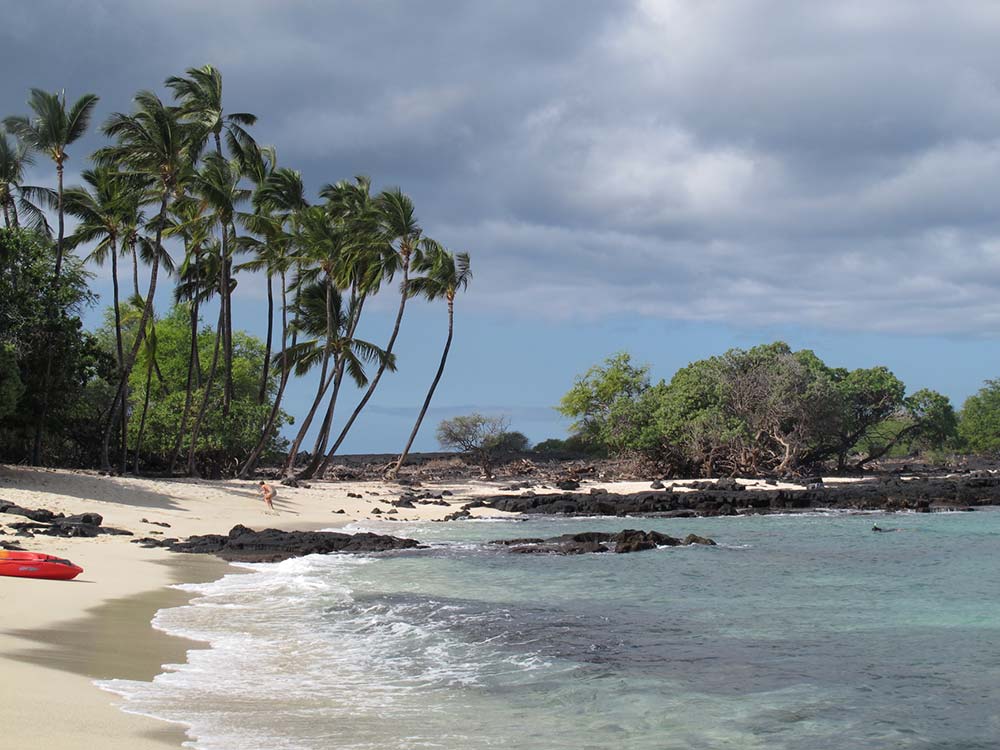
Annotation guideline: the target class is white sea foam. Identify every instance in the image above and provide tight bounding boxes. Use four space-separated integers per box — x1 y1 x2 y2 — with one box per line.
98 551 551 749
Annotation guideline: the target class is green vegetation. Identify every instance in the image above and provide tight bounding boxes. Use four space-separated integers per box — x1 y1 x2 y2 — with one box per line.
958 380 1000 454
435 413 525 477
532 435 601 456
559 344 959 475
97 304 291 477
0 69 993 479
0 228 111 465
0 66 472 476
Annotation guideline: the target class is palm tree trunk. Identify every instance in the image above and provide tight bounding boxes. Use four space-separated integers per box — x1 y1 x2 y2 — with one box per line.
388 299 454 479
134 359 154 475
169 295 202 473
223 255 234 415
220 231 233 416
187 238 226 474
258 273 274 404
101 194 168 472
192 249 202 387
2 198 11 228
282 361 334 474
131 243 140 299
297 358 346 480
297 288 367 480
316 258 410 475
239 271 289 478
109 240 128 474
53 160 65 279
282 276 335 474
186 304 225 476
29 160 67 465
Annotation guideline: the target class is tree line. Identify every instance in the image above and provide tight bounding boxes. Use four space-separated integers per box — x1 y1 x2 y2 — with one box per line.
556 344 1000 476
0 66 471 479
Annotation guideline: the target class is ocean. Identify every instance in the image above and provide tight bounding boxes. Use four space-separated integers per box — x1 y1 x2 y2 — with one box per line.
99 510 1000 749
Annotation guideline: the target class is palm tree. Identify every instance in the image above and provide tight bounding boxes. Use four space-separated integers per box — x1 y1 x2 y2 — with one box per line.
387 245 472 479
0 131 54 234
4 88 99 280
167 65 257 417
64 167 150 471
132 315 162 475
189 151 251 415
182 249 226 477
285 178 390 479
233 142 278 404
285 280 394 479
165 65 257 161
93 90 191 472
294 180 391 480
312 188 417 476
280 207 343 473
237 168 308 478
165 199 214 473
5 89 98 464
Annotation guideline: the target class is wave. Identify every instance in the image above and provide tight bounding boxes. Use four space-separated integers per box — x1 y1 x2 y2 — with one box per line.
97 551 553 750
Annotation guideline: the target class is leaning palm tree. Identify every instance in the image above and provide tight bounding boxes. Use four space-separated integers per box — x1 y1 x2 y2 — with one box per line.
167 65 257 411
280 207 345 474
312 188 418 477
4 88 99 280
0 130 54 234
387 245 472 479
294 180 394 480
165 64 257 160
285 280 394 479
237 168 309 478
93 90 191 472
64 167 150 471
165 199 215 473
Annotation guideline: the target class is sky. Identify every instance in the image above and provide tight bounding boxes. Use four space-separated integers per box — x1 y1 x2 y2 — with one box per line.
3 0 1000 453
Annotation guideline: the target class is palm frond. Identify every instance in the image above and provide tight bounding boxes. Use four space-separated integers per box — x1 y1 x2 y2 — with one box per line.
65 93 100 144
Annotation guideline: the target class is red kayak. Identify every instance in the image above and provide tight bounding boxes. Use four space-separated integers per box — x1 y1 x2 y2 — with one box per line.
0 550 84 581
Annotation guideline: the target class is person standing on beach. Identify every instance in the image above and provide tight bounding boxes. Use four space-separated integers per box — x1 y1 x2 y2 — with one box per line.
258 480 277 513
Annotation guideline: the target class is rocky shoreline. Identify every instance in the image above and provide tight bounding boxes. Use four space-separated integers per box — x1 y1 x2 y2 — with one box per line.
467 474 1000 517
5 472 998 562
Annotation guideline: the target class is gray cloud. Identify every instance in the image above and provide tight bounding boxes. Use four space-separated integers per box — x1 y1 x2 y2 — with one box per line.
4 0 1000 334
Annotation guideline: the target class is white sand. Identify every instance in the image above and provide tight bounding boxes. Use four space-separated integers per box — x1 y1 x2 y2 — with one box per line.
0 466 813 748
0 466 515 749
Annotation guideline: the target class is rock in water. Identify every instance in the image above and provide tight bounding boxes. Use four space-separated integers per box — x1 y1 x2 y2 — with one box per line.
170 525 422 562
491 529 716 555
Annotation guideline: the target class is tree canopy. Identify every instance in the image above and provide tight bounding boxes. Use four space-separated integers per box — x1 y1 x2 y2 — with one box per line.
559 344 958 476
958 380 1000 454
0 68 474 476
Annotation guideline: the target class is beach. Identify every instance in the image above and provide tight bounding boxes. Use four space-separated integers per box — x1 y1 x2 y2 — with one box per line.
0 465 514 749
4 467 998 749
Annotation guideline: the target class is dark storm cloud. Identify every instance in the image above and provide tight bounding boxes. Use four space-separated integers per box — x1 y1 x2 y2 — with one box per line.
4 0 1000 334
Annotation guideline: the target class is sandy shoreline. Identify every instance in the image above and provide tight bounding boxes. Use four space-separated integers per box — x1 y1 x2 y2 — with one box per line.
0 466 809 748
1 552 228 749
0 465 522 749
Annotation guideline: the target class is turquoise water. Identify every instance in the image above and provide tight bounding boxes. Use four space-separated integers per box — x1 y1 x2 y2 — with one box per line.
101 510 1000 749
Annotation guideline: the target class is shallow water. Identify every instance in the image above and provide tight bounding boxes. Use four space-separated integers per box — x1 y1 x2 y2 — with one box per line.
100 510 1000 749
